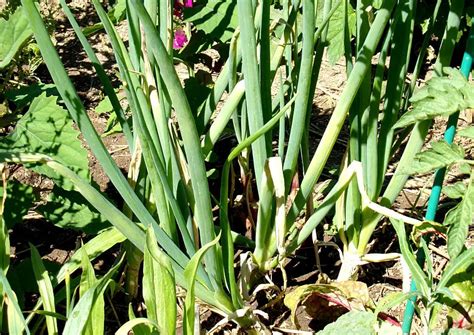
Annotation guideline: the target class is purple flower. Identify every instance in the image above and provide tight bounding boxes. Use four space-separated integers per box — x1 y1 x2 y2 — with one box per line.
173 29 188 49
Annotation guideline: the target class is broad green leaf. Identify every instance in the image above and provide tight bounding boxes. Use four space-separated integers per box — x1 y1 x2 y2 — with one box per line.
6 257 61 301
318 0 356 64
0 180 36 229
445 176 474 258
5 83 59 109
94 93 127 137
0 6 32 69
0 269 30 334
38 187 109 234
443 181 467 199
183 233 221 334
94 96 114 115
143 227 176 334
0 151 146 255
399 141 464 175
184 75 212 117
391 219 430 298
438 247 474 290
447 269 474 302
30 244 58 335
317 311 377 335
6 93 90 189
184 1 238 43
458 126 474 139
81 0 127 36
395 69 474 128
63 255 123 335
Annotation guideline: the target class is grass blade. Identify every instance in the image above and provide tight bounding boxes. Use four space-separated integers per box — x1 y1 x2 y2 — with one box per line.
390 219 430 298
58 0 133 150
202 80 245 156
0 269 30 334
0 165 9 272
237 0 270 191
92 0 197 263
282 0 315 190
63 255 123 334
143 228 176 334
30 244 58 335
184 233 221 334
21 0 187 266
133 0 223 290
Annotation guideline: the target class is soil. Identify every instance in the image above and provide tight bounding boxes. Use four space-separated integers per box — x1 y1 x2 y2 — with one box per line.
2 0 473 334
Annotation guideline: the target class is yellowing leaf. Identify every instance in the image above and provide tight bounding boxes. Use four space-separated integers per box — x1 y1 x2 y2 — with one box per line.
284 281 373 328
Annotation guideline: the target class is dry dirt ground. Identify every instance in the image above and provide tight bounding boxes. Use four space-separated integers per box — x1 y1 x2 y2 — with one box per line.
4 0 474 333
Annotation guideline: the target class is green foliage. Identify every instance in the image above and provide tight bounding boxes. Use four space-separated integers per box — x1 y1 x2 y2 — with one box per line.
94 93 127 137
1 0 472 333
443 181 467 199
444 175 474 259
183 233 221 334
63 254 123 334
5 93 90 189
0 6 32 69
317 311 377 335
318 0 356 64
0 180 36 228
391 219 430 298
143 228 176 334
458 126 474 139
395 68 474 128
5 83 59 109
0 269 29 334
0 215 8 273
399 141 465 175
30 244 58 334
184 0 238 43
38 187 109 234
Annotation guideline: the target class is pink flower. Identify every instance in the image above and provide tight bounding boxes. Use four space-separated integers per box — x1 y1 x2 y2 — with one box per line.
184 0 193 7
173 30 188 49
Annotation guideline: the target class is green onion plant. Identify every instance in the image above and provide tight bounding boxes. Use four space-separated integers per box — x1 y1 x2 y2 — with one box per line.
0 0 471 332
